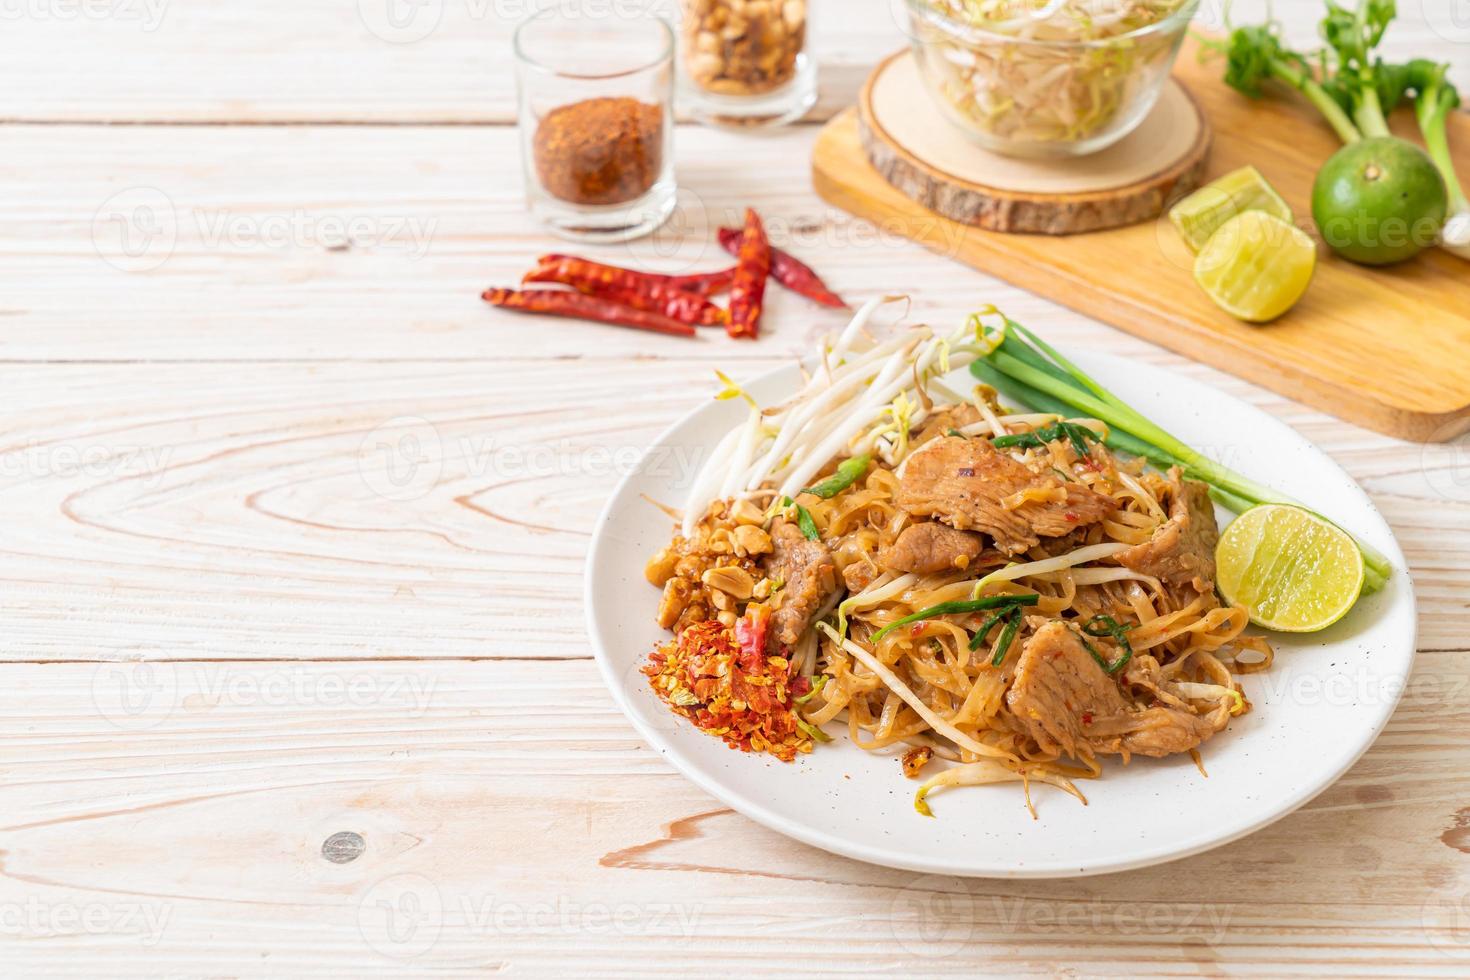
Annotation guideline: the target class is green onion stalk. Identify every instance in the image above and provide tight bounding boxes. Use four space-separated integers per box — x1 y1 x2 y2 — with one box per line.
970 316 1391 593
1318 0 1397 138
1412 60 1470 249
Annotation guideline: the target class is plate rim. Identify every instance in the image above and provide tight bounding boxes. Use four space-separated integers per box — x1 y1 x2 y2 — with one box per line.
584 352 1417 878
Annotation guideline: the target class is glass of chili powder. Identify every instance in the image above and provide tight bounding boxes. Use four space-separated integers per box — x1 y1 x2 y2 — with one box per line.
514 7 677 243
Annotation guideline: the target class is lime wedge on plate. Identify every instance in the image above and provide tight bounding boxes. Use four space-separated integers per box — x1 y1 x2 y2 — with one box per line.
1193 211 1317 323
1215 504 1365 632
1171 166 1294 253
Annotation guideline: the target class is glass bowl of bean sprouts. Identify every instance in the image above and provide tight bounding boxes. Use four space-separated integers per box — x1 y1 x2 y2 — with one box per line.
902 0 1199 158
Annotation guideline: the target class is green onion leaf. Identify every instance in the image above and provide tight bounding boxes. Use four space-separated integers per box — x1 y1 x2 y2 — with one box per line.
800 453 872 499
871 594 1038 644
795 503 820 541
794 674 828 705
778 496 821 541
993 420 1101 457
1078 616 1134 675
971 360 1179 472
796 718 832 742
968 608 1010 651
991 607 1024 667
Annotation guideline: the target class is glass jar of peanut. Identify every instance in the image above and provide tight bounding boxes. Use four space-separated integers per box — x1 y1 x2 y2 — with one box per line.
678 0 817 127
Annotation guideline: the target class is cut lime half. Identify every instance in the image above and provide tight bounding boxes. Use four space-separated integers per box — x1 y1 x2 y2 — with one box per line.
1171 166 1294 253
1193 211 1316 323
1215 504 1365 632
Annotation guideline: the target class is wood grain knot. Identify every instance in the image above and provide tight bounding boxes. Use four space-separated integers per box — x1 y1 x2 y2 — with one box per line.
322 831 366 863
1441 807 1470 854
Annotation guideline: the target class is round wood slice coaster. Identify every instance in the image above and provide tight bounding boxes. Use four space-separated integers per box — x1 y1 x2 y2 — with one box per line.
858 50 1212 235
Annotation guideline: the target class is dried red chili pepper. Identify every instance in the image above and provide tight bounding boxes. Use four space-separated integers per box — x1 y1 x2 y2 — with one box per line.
523 254 727 327
734 602 770 660
717 225 847 309
481 287 696 338
726 209 770 340
654 267 736 297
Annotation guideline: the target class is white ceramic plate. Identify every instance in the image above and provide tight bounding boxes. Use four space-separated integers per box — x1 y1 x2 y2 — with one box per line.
585 352 1416 878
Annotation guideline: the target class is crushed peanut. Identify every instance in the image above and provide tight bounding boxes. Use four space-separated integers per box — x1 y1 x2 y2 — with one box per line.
679 0 807 96
901 746 934 779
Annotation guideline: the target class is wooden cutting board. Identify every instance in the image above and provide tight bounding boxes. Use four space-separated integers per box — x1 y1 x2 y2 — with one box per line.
812 39 1470 442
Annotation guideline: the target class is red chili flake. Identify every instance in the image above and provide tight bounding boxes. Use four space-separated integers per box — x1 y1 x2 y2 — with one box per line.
642 606 812 762
1081 712 1094 725
1064 511 1080 521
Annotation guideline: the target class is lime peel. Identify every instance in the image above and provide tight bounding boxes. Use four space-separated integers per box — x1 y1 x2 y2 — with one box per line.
1193 211 1317 323
1170 166 1293 253
1215 504 1365 633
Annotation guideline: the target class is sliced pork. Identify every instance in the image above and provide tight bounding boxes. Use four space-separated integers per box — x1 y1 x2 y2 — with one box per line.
897 436 1114 554
1005 622 1225 760
762 519 839 647
879 522 984 575
1116 473 1219 594
913 404 983 446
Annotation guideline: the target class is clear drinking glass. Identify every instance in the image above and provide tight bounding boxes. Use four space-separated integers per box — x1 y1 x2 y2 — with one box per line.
514 8 676 242
677 0 817 128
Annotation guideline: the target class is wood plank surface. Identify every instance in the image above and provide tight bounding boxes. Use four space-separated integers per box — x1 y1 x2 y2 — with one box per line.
0 123 862 361
4 0 1470 973
0 0 886 124
0 0 1461 124
0 119 1263 361
2 657 1469 976
0 357 1464 665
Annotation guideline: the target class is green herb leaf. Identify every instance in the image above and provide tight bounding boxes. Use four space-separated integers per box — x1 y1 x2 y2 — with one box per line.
800 454 872 499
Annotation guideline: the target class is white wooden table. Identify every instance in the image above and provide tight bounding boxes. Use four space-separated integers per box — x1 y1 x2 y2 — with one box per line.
2 1 1468 975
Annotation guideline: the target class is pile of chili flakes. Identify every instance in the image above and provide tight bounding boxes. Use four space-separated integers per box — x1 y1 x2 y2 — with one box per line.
642 606 813 762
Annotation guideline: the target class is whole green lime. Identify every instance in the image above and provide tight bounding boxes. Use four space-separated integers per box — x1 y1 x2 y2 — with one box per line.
1311 137 1447 265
